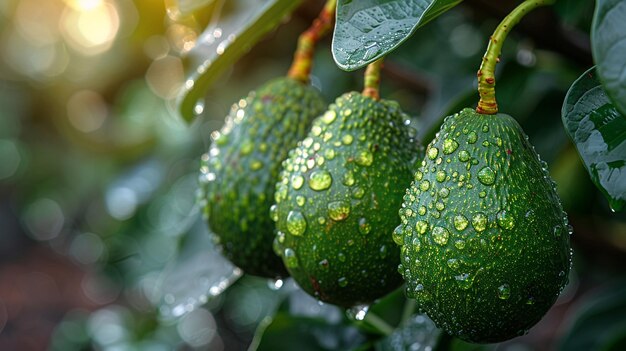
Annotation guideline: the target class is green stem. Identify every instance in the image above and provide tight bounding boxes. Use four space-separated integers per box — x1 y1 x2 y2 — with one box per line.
363 58 384 100
364 311 395 336
400 297 416 325
287 0 337 83
476 0 555 115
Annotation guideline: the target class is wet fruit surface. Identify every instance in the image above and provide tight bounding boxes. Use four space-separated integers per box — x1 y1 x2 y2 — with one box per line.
273 92 423 307
397 108 572 343
199 77 326 278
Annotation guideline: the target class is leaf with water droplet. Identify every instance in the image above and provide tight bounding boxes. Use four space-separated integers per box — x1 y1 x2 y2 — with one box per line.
177 0 303 121
333 0 463 71
562 67 626 211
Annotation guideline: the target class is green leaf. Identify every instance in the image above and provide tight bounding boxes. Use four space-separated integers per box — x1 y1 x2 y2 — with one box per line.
332 0 463 71
249 313 368 351
176 0 302 122
562 67 626 212
559 278 626 351
592 0 626 116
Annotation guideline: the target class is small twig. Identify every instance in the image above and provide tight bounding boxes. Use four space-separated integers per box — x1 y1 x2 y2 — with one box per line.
476 0 556 115
362 59 384 100
287 0 337 83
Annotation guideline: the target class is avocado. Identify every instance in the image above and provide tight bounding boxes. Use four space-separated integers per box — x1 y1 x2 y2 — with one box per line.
272 92 423 307
396 108 572 343
199 77 326 278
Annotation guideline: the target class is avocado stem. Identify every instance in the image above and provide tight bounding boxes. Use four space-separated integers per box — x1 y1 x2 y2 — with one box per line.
287 0 337 83
363 310 395 336
476 0 555 115
362 58 384 100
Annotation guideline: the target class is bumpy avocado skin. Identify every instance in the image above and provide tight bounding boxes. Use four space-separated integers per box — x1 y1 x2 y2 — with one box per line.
199 77 326 278
396 108 572 343
272 92 423 307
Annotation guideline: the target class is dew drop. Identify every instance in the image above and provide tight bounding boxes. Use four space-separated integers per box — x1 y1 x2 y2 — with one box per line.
455 273 473 290
438 187 450 198
458 150 470 162
432 226 449 245
358 217 371 235
477 166 496 185
412 237 421 251
454 239 466 250
319 259 329 270
348 304 369 321
496 209 515 230
250 160 263 171
418 206 427 216
443 139 459 154
322 110 336 124
472 213 488 232
436 170 446 182
324 149 336 160
343 171 355 186
342 134 354 145
467 132 478 144
338 252 346 262
454 214 469 231
352 187 365 199
328 201 351 221
427 147 439 160
392 226 404 245
291 175 304 189
498 284 511 300
309 170 332 190
447 258 460 270
416 220 429 235
296 195 306 207
419 180 431 191
338 277 348 287
284 248 298 268
286 211 306 236
355 150 374 166
269 204 278 222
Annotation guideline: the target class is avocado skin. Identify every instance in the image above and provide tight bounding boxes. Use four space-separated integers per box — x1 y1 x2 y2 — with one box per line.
397 108 571 343
273 92 423 307
200 77 326 278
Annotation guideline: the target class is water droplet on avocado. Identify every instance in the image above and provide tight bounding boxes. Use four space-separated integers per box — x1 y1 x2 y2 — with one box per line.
309 170 332 190
342 134 354 145
412 237 421 251
356 150 374 166
432 226 450 245
343 171 355 186
292 175 304 189
458 150 470 162
454 239 466 250
439 187 450 198
436 170 447 182
284 248 298 268
328 200 351 221
496 210 515 230
454 214 469 231
428 147 439 160
322 110 336 124
319 259 329 270
416 220 429 234
472 213 488 232
286 211 306 236
467 132 478 144
447 258 460 270
338 252 346 262
482 124 489 133
392 226 404 245
270 205 278 222
455 273 473 290
324 149 336 160
352 187 365 199
418 206 427 215
358 217 371 234
498 284 511 300
477 166 496 185
443 139 459 154
296 195 306 206
338 277 349 287
420 180 431 191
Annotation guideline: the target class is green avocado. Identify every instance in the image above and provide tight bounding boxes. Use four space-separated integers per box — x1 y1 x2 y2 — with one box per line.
396 108 572 343
199 77 326 278
272 92 423 307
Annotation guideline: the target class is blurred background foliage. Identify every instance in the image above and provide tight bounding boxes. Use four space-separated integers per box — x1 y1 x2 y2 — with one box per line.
0 0 625 350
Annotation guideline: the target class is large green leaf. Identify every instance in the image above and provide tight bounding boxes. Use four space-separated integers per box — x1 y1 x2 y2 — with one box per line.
592 0 626 116
176 0 302 122
562 67 626 212
332 0 463 71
